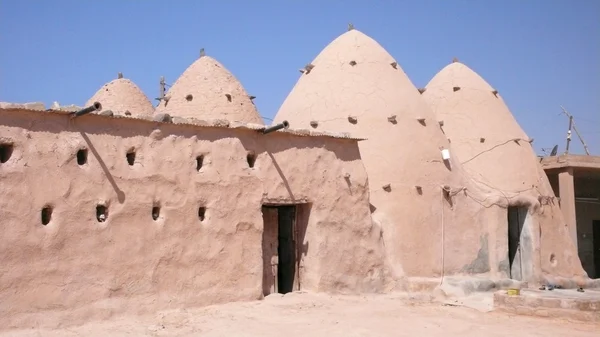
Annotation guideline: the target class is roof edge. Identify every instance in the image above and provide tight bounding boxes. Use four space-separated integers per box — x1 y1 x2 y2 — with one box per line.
0 106 366 141
540 154 600 170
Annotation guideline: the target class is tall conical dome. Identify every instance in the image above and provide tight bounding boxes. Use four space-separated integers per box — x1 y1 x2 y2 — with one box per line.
86 76 154 117
274 29 499 281
423 61 586 280
155 55 263 124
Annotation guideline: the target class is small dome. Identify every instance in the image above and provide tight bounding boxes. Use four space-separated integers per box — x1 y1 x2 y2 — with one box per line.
422 62 536 191
86 78 154 117
155 56 263 124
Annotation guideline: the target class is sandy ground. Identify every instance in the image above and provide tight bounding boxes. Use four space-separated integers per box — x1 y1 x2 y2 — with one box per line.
4 292 599 337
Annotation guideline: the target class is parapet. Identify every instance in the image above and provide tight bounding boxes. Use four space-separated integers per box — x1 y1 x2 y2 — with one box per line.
0 103 365 141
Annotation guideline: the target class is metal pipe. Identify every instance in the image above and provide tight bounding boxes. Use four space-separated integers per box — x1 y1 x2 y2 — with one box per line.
72 102 102 118
262 121 289 134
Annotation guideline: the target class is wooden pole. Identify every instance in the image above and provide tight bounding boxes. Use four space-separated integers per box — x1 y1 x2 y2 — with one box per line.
159 76 165 100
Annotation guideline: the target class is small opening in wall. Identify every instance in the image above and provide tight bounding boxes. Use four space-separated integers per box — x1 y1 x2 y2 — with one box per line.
246 152 256 168
549 253 557 266
0 143 14 163
77 148 88 165
96 205 108 222
152 206 160 221
126 148 136 166
41 206 53 225
198 207 206 221
196 155 204 171
186 94 193 101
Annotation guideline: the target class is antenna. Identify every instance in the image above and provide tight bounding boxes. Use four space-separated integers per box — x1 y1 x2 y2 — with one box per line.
560 105 590 155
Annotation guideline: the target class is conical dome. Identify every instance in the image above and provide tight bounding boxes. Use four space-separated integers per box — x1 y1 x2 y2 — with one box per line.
423 61 586 280
422 62 537 191
275 30 466 189
274 30 494 279
86 77 154 117
155 55 263 124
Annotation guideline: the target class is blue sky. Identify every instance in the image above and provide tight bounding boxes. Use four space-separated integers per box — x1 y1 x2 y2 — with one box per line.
1 1 598 155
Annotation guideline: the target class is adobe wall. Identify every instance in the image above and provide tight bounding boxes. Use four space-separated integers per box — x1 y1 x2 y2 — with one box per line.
0 108 388 329
542 170 599 279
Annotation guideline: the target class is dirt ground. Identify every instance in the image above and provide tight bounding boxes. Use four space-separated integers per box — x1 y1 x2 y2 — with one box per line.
4 292 599 337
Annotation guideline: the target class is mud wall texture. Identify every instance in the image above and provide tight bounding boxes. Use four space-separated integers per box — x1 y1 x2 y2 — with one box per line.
0 108 388 329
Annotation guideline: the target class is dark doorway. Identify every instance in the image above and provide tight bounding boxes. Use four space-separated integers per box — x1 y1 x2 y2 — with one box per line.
261 205 297 295
593 220 600 279
508 206 527 280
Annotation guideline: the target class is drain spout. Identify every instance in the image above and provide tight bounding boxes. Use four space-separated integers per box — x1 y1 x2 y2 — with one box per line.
72 102 102 118
263 121 290 134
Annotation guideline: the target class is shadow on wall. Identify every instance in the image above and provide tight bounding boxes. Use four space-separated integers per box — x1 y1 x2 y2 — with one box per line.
80 132 126 203
266 151 295 200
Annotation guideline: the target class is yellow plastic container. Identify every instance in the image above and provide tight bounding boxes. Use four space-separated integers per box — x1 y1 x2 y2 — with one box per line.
507 288 520 296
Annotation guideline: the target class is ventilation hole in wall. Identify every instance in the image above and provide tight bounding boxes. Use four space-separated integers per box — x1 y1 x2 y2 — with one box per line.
198 207 206 221
349 60 357 66
225 94 232 102
550 253 557 266
415 186 423 195
96 205 108 222
0 143 14 163
126 148 136 166
246 152 256 168
442 187 453 207
196 155 204 171
369 203 377 213
76 148 88 165
186 94 193 101
41 206 53 225
152 206 161 221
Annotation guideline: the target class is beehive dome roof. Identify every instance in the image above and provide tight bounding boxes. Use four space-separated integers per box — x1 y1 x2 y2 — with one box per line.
86 77 154 117
422 61 539 191
274 29 490 277
274 29 454 181
155 55 263 124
